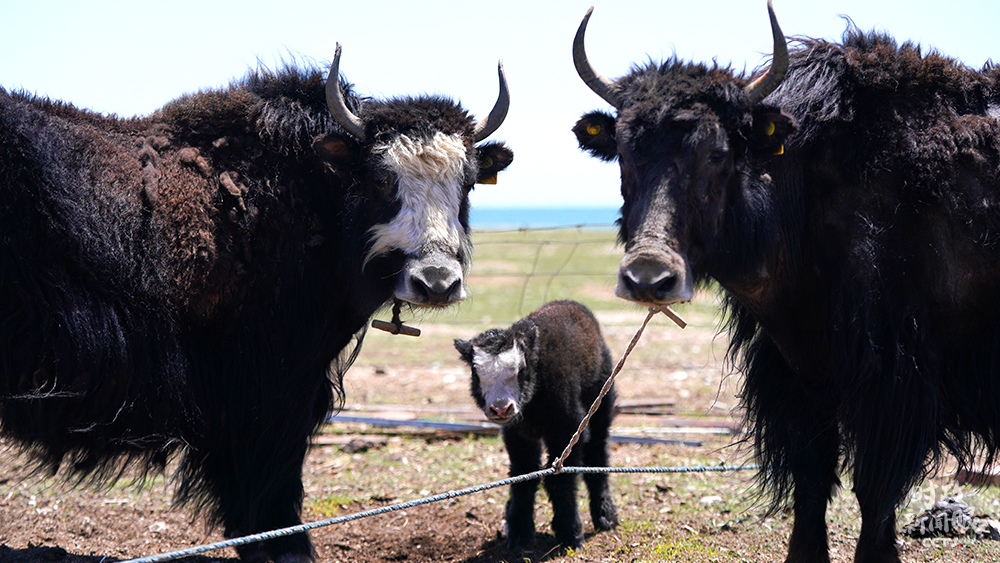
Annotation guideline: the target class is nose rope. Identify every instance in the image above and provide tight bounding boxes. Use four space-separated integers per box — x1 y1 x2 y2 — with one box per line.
553 305 685 471
371 299 421 337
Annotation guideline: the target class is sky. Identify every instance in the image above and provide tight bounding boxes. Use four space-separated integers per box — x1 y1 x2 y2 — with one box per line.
2 0 996 208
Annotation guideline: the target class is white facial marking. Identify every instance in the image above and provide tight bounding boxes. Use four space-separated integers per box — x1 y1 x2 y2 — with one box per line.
366 132 469 263
472 345 524 419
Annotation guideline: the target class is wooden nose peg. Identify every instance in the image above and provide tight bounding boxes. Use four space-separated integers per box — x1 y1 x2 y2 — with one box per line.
371 300 421 337
650 305 687 329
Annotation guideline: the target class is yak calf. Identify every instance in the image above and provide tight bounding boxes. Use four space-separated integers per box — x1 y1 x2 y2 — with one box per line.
454 300 618 551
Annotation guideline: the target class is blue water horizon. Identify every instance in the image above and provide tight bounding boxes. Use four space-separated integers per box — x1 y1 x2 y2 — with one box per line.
470 206 620 230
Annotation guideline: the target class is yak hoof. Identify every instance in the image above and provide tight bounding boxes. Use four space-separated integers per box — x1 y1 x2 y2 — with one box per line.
504 529 535 553
595 512 619 531
594 499 619 530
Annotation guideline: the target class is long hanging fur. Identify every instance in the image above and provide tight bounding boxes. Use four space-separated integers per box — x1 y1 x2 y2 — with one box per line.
577 19 1000 563
1 58 508 562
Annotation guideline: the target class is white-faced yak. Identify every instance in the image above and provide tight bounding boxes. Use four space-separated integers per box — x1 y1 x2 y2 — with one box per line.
0 44 512 563
454 300 619 552
573 2 1000 563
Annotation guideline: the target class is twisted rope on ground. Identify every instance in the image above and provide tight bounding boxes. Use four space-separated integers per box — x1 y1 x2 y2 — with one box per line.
122 463 758 563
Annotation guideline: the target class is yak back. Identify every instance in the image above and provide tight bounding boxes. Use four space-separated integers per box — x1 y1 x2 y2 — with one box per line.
747 26 1000 347
515 300 613 412
0 65 380 480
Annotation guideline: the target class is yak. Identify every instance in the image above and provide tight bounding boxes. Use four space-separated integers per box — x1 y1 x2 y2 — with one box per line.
0 44 512 563
454 300 619 551
573 2 1000 563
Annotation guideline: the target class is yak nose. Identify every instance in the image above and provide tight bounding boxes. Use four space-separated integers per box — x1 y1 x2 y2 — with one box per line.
488 400 515 421
619 265 677 302
411 265 465 306
395 251 469 307
616 253 693 305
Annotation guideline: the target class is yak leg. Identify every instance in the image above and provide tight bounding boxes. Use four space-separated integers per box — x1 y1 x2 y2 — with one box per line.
784 421 840 563
220 435 314 563
743 338 839 563
543 462 584 548
503 428 542 552
543 423 585 549
849 394 934 561
852 484 903 563
192 398 316 563
851 431 911 563
581 393 618 531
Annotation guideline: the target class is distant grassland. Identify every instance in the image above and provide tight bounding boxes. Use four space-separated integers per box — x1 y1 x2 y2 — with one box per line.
355 227 725 366
457 227 624 324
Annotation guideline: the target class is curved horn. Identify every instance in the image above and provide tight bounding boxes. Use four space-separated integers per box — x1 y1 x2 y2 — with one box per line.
743 0 789 105
326 43 367 141
573 7 621 109
471 61 510 143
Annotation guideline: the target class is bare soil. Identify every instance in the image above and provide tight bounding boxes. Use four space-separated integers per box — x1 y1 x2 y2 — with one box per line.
3 312 1000 562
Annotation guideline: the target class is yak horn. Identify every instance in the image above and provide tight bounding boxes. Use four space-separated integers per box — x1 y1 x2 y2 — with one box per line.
471 61 510 142
573 7 621 109
743 1 789 106
326 43 367 142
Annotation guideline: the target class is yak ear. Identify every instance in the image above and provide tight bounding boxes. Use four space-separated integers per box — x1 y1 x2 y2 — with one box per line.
520 324 540 361
748 106 795 157
453 338 474 362
573 110 618 162
314 132 361 169
475 142 514 185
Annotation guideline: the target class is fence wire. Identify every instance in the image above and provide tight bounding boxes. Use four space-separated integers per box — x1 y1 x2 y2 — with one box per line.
469 225 621 318
122 463 758 563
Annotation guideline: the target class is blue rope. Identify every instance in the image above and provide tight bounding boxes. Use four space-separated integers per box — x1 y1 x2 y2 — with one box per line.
122 463 757 563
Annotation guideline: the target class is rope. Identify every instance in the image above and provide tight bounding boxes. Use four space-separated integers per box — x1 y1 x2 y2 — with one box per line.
552 308 658 470
122 463 757 563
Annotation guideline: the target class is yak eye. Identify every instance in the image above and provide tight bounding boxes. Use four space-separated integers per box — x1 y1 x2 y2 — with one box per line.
374 168 395 195
708 150 728 164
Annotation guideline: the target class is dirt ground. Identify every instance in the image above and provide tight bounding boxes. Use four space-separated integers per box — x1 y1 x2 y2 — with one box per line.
2 311 1000 562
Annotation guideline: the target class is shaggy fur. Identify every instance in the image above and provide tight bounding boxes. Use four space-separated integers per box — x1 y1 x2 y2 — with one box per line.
0 62 511 562
454 300 619 551
576 24 1000 563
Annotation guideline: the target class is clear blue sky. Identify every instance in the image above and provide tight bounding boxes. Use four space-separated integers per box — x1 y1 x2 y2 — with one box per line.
2 1 995 208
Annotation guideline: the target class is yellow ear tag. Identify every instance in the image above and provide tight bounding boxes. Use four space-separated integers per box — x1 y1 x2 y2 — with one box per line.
773 144 784 156
587 124 602 136
478 174 498 185
765 121 776 137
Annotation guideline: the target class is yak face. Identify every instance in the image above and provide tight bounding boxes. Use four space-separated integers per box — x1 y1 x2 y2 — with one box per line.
454 325 539 425
571 3 793 308
315 45 512 308
368 131 476 306
575 100 792 306
575 103 735 305
318 126 512 307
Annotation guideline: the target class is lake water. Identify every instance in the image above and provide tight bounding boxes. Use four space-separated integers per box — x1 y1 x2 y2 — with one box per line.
469 207 619 230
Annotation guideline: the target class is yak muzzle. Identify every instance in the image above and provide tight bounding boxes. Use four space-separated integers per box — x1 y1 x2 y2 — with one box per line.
486 398 518 424
616 250 694 306
395 253 468 307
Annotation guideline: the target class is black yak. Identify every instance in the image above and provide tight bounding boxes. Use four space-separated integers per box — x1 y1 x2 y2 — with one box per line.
573 2 1000 562
454 300 619 551
0 44 512 563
